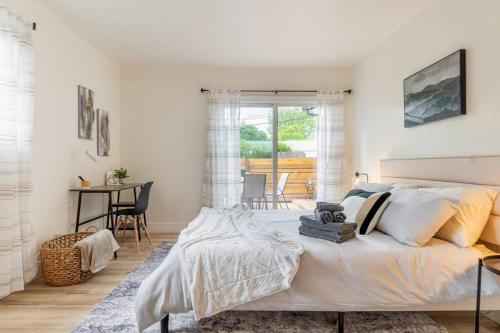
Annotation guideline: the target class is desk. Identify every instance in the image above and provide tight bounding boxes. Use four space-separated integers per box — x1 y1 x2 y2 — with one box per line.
69 183 145 234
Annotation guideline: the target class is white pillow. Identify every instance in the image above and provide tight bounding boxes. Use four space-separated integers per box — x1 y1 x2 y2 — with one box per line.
355 182 393 193
376 188 457 247
419 187 497 247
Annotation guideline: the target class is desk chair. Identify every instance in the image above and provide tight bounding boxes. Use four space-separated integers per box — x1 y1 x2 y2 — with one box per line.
113 187 148 227
114 181 153 252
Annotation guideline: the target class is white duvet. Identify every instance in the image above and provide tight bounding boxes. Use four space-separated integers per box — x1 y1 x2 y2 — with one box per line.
162 206 302 321
135 209 500 331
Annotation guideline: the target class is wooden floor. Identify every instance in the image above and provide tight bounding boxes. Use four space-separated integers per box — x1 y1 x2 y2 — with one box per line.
0 233 498 333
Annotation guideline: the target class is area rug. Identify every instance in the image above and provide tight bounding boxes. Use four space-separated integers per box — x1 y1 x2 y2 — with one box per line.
72 242 447 333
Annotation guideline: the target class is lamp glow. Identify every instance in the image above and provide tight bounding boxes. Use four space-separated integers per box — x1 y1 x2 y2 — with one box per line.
353 171 369 186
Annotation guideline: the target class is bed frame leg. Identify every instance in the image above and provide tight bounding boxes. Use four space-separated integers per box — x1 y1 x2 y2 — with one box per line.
160 314 169 333
337 311 344 333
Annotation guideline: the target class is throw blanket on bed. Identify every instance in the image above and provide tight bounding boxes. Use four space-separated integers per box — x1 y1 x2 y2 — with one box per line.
177 205 304 320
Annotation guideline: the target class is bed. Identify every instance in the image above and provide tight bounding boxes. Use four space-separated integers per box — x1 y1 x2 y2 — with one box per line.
136 156 500 333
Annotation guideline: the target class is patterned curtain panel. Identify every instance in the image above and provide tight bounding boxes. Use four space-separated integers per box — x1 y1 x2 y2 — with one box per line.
315 91 344 203
0 8 37 299
202 90 241 208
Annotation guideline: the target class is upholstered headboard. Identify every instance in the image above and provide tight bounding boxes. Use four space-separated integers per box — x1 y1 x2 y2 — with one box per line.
379 156 500 247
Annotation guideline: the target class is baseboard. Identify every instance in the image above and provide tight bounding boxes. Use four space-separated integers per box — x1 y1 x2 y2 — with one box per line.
147 222 185 234
486 310 500 324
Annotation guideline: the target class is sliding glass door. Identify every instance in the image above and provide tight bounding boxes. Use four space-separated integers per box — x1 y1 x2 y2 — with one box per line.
276 106 318 210
240 104 318 210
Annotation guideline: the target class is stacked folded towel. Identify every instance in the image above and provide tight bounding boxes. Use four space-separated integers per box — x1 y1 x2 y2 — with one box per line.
299 202 356 243
314 201 347 224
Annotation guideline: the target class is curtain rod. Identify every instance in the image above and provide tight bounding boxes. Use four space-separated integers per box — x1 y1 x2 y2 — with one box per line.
200 88 352 95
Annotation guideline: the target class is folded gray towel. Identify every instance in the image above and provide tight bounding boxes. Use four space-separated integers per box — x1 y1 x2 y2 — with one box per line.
332 211 347 223
299 225 356 243
300 215 357 233
316 202 344 212
313 208 333 224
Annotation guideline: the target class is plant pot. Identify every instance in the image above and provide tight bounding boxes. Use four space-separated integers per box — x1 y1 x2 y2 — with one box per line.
118 178 124 184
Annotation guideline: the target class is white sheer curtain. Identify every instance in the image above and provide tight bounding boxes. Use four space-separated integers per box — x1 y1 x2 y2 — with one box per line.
202 90 241 208
315 91 344 203
0 8 37 299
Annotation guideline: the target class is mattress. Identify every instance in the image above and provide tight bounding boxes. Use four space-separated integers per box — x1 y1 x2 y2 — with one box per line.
135 210 500 330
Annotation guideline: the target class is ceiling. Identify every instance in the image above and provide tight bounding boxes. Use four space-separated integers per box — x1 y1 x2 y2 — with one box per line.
42 0 430 67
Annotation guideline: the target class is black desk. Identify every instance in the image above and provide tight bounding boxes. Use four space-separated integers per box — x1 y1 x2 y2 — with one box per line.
70 183 145 234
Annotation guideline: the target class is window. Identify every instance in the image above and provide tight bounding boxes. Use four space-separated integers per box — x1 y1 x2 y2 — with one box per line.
240 102 318 210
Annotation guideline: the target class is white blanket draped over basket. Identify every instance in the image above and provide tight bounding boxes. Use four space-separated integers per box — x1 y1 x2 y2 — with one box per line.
177 205 304 320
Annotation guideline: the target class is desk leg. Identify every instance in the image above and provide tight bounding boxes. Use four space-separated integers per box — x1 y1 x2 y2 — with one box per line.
107 192 118 259
75 192 83 233
108 192 117 259
106 193 111 230
114 190 121 228
134 187 142 241
108 192 115 234
475 258 482 333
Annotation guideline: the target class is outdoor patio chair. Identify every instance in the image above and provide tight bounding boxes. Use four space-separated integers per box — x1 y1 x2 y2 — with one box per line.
241 173 268 209
267 172 290 209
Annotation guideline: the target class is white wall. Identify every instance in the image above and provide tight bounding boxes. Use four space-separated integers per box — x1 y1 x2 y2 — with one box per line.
352 0 500 179
121 66 353 232
0 0 121 244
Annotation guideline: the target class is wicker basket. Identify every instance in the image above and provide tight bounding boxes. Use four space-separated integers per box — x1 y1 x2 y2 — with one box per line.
40 227 97 287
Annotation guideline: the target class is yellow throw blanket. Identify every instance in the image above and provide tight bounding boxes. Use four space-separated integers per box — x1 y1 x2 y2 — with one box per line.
74 229 120 273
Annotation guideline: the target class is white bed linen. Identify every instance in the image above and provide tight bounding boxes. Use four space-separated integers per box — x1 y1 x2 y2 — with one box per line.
177 206 303 320
135 210 500 331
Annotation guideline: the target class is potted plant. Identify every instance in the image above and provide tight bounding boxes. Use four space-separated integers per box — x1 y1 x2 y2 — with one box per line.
114 168 129 184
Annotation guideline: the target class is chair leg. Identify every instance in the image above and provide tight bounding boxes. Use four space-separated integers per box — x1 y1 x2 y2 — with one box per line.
114 216 122 237
282 193 289 209
133 216 140 253
139 216 153 244
277 191 282 209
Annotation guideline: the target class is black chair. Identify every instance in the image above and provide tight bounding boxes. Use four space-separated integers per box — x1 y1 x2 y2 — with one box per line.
113 187 148 227
114 181 153 253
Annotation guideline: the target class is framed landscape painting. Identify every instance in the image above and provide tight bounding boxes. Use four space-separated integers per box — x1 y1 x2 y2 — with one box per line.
97 109 110 156
404 49 466 128
78 85 95 139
